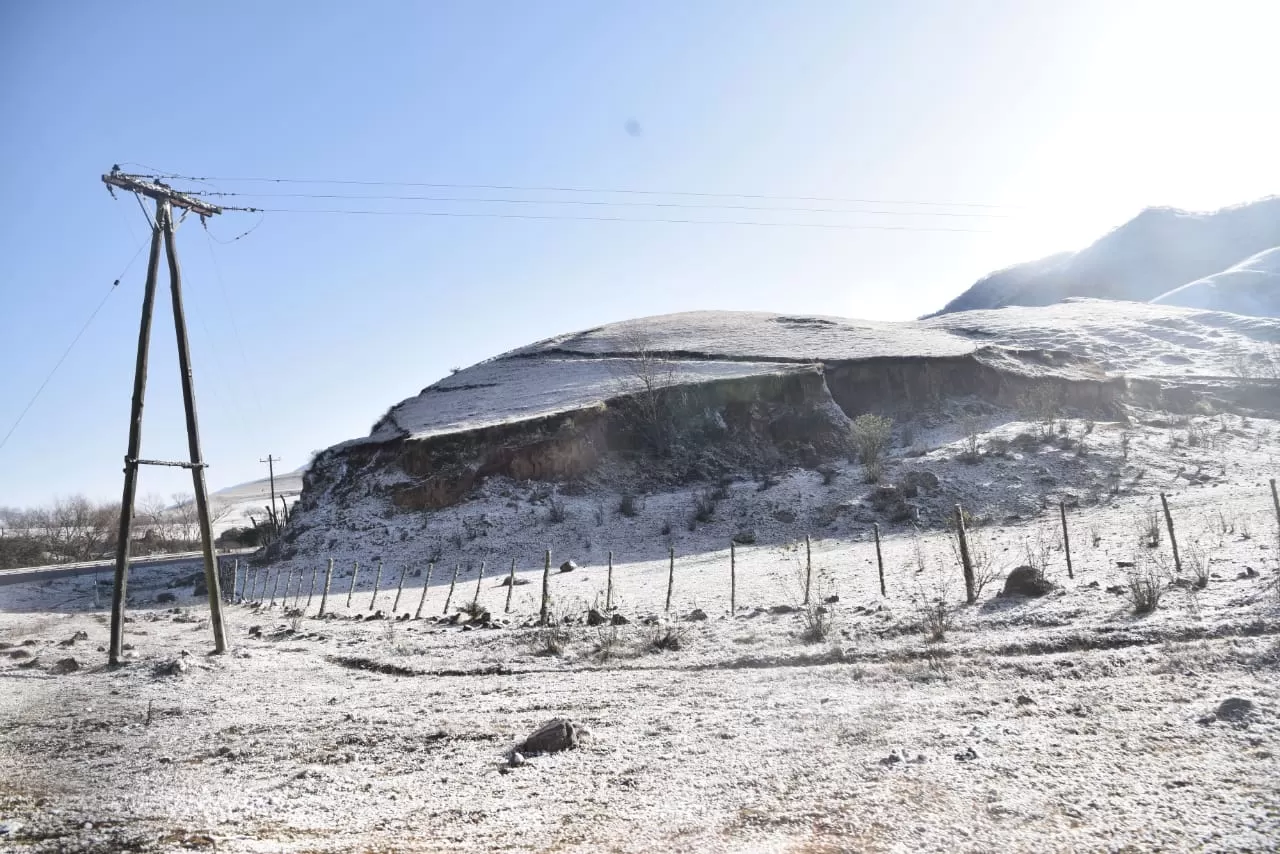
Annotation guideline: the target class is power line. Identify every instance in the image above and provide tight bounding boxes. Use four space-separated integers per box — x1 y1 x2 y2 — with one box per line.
197 189 1012 219
0 238 150 454
214 205 995 232
143 171 1016 210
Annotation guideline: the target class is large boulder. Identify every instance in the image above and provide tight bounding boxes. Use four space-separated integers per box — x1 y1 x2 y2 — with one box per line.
518 718 580 755
1002 566 1055 597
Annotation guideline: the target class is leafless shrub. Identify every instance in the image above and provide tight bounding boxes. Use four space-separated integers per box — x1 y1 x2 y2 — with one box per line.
851 414 893 483
546 497 568 525
1019 383 1064 440
647 625 687 652
592 626 627 662
818 464 839 486
617 493 640 518
687 489 718 530
1126 556 1165 614
1185 542 1209 589
530 623 571 657
1139 508 1162 548
911 563 954 641
958 416 982 463
950 524 1002 599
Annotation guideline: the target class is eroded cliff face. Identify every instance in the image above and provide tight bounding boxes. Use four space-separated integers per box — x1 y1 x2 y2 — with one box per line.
297 354 1138 517
290 306 1280 527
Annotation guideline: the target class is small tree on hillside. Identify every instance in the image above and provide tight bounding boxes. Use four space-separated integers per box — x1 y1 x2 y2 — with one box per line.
851 414 893 482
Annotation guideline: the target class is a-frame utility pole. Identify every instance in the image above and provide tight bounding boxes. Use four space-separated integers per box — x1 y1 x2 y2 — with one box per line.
260 454 280 529
103 169 228 665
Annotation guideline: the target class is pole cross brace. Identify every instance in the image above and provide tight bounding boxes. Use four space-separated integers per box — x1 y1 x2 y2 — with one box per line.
129 458 208 469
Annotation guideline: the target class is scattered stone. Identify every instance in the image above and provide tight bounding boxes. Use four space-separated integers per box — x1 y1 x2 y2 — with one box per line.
508 750 527 768
732 529 757 545
769 604 799 615
1105 584 1126 595
8 649 31 659
1237 568 1258 580
559 560 578 573
900 470 939 492
954 746 979 762
57 631 89 648
1015 694 1036 706
585 609 607 627
366 610 385 621
518 718 580 755
1215 697 1256 722
155 657 189 677
824 594 840 604
248 625 262 637
1002 566 1056 597
1083 580 1100 589
155 592 177 604
610 613 629 626
879 749 903 766
772 508 797 525
1116 560 1135 569
686 608 708 622
50 657 79 675
498 576 532 587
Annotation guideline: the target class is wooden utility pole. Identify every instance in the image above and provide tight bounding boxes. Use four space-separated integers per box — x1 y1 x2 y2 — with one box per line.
260 455 281 530
103 170 227 665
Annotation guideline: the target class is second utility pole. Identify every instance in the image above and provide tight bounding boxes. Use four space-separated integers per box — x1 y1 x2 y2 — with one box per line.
260 454 280 529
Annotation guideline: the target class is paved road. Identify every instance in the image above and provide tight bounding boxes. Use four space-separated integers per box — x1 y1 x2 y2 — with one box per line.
0 551 250 587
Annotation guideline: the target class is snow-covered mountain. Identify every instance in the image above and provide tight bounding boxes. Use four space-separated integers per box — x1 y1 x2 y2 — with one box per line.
1151 247 1280 317
932 197 1280 317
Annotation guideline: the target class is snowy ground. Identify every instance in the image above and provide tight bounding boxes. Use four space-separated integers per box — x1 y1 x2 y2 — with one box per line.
3 414 1279 852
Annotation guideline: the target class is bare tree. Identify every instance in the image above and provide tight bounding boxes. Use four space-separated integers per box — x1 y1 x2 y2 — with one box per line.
607 328 680 453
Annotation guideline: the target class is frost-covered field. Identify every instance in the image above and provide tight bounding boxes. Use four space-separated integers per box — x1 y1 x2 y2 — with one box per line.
3 414 1279 853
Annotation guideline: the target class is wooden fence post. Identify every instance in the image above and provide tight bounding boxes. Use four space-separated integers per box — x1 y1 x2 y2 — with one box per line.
803 534 812 605
231 559 240 601
306 565 319 611
505 558 516 613
391 565 408 613
1270 479 1280 544
318 558 334 617
1160 493 1182 577
729 542 736 616
954 504 976 605
269 569 281 606
443 563 460 614
665 546 675 614
415 562 434 620
293 570 304 609
472 560 486 606
370 560 384 612
1060 502 1074 579
247 566 259 601
606 550 614 611
873 523 886 597
346 561 360 609
539 550 551 626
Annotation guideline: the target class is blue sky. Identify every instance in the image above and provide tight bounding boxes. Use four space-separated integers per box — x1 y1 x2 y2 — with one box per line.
2 1 1279 507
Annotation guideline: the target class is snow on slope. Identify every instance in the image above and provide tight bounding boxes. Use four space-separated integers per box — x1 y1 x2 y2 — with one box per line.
924 298 1280 377
350 303 1280 449
933 197 1280 317
1152 246 1280 316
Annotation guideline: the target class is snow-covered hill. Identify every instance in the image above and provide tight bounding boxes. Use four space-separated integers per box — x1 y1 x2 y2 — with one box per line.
932 198 1280 317
354 302 1279 451
1152 246 1280 317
